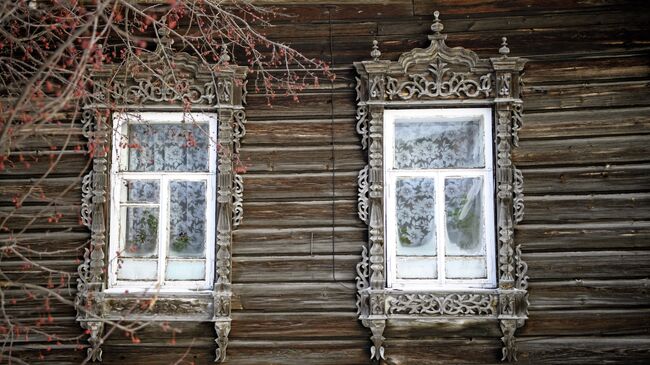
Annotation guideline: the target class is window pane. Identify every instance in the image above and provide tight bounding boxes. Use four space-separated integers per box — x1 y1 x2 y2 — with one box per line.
395 177 437 255
445 177 485 256
168 180 207 258
396 258 437 279
394 118 484 169
117 259 158 280
446 257 487 279
166 260 205 281
127 123 209 172
122 180 159 203
123 207 159 257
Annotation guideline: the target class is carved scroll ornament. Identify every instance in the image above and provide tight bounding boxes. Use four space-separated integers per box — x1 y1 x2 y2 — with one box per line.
78 36 247 362
354 11 528 362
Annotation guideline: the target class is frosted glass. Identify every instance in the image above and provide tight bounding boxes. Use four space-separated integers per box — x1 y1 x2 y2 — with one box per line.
445 177 485 256
446 257 487 279
396 258 437 279
123 180 159 203
117 259 157 280
127 123 209 172
123 207 159 257
394 118 483 169
395 177 436 255
165 260 205 280
168 180 207 258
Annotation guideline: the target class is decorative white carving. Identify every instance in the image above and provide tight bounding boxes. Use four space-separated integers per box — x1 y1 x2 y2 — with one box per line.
233 173 244 228
357 165 369 223
386 59 491 100
514 168 524 224
111 75 216 105
355 105 369 150
355 245 370 316
387 293 497 316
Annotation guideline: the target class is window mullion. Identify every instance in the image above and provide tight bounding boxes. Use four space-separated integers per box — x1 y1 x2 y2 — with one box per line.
435 171 446 285
158 176 169 286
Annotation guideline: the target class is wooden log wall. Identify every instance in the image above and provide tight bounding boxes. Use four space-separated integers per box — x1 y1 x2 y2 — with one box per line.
1 0 649 364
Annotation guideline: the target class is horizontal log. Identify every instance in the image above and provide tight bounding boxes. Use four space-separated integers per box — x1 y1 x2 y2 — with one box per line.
243 118 359 146
413 0 647 16
232 283 356 311
245 92 355 119
233 226 365 256
523 55 650 84
514 135 650 167
521 308 650 336
524 80 650 111
241 199 362 228
518 336 650 364
230 312 366 339
520 107 650 140
516 221 650 251
243 171 358 201
523 193 650 223
386 317 501 338
1 153 90 177
525 251 650 280
0 176 82 205
384 338 501 365
529 279 650 310
227 340 368 365
232 255 359 283
521 163 650 195
0 205 83 231
240 145 365 173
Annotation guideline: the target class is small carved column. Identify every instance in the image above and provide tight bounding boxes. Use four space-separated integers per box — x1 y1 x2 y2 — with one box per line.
492 38 528 362
77 110 109 361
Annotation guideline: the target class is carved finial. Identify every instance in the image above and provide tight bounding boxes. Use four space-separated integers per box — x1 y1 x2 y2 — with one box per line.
219 46 231 64
155 16 174 53
431 11 444 34
371 39 381 61
499 37 510 57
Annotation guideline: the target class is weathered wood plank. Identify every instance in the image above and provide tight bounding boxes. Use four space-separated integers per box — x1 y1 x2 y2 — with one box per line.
514 135 650 167
243 118 359 146
523 193 650 223
233 226 365 256
524 80 650 111
245 92 355 119
241 199 362 228
383 338 501 365
525 251 650 280
386 317 501 338
413 0 649 16
243 171 357 201
0 205 83 231
519 336 650 364
529 279 650 310
516 221 650 252
230 312 366 339
521 309 650 336
0 176 82 205
240 145 364 173
233 255 358 283
520 107 650 140
232 283 356 311
227 340 368 365
522 164 650 195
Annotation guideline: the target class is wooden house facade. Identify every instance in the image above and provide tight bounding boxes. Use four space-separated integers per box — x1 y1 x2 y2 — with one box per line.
1 0 650 364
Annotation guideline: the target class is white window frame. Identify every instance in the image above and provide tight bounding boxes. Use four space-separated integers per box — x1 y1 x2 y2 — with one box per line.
107 112 217 292
384 108 496 290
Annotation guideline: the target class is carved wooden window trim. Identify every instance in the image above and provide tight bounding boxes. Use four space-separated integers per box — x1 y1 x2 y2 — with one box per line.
354 12 528 362
76 38 247 362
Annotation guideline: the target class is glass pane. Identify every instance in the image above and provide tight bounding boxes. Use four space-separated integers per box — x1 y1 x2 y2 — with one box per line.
127 123 209 172
395 177 436 255
122 180 159 203
166 260 205 281
123 207 159 257
396 258 437 279
168 180 207 258
446 257 487 279
445 177 485 256
394 118 483 169
116 259 157 280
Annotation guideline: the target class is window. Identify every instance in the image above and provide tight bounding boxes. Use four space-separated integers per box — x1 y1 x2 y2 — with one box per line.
385 108 495 289
353 11 528 362
108 112 217 291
